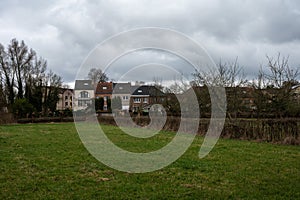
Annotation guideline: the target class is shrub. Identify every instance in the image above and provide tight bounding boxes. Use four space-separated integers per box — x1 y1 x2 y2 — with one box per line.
12 98 35 118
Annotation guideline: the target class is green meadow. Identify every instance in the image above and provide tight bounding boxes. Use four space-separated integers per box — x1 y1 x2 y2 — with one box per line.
0 123 299 199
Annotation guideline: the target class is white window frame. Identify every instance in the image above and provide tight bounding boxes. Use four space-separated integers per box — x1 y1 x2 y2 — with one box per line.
134 97 141 103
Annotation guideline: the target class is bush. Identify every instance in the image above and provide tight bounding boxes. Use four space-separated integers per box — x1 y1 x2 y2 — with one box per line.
12 98 35 118
63 108 73 117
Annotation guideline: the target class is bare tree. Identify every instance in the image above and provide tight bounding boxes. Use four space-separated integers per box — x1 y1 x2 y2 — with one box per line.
193 58 247 119
0 39 63 116
265 53 299 88
152 76 164 91
42 70 63 114
0 39 47 107
251 67 268 118
193 57 247 87
0 43 15 106
8 39 35 99
0 74 6 111
165 74 190 94
87 68 108 85
261 53 299 117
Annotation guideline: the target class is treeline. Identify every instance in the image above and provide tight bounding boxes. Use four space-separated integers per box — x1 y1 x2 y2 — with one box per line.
0 39 63 118
163 55 300 118
1 38 299 120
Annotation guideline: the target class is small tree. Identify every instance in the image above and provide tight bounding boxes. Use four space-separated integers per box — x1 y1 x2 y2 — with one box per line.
162 94 181 116
95 97 104 111
260 54 299 117
12 98 35 118
107 98 112 111
111 96 122 111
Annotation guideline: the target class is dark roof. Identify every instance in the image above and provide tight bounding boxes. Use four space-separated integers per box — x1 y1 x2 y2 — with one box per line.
58 88 74 94
75 80 93 90
95 82 114 94
131 85 165 96
113 83 131 94
130 86 139 94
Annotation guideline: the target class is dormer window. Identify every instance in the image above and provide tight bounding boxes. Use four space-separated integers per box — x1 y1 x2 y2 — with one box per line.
84 83 88 86
138 90 142 93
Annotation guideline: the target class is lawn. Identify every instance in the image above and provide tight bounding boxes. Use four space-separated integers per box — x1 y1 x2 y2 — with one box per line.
0 123 299 199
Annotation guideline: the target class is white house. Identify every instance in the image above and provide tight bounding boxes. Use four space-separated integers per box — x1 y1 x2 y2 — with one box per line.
112 82 132 110
74 80 94 111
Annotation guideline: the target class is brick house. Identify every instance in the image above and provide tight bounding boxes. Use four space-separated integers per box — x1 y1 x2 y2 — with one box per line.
129 85 166 113
95 82 114 111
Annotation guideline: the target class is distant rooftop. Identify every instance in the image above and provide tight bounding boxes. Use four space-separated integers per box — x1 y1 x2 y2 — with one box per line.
131 85 165 96
74 80 93 90
113 83 131 94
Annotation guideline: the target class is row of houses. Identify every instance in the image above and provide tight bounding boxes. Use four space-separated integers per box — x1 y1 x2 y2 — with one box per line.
55 80 300 115
71 80 166 113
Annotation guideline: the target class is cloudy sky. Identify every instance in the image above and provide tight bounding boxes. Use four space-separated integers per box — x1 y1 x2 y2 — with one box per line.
0 0 299 86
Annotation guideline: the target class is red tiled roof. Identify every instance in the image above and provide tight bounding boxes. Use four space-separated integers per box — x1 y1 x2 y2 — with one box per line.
95 82 114 94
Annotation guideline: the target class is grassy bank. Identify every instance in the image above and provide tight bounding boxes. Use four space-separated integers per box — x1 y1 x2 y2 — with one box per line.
0 123 299 199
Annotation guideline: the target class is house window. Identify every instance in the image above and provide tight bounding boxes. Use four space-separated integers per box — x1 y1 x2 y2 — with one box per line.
78 100 91 107
143 98 148 103
65 102 68 106
103 105 107 110
70 96 72 101
138 90 142 93
103 86 107 90
84 82 89 86
65 96 68 100
134 97 141 103
79 91 89 98
123 96 129 100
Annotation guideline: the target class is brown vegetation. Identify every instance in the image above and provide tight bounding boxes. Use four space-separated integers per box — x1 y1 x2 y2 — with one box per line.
97 116 300 145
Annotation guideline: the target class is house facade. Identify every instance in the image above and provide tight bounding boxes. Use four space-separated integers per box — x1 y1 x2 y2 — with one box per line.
129 85 166 113
112 82 132 110
95 82 114 111
74 80 94 111
56 88 74 110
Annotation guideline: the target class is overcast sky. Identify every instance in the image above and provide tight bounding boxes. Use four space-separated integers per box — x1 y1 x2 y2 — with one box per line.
0 0 299 86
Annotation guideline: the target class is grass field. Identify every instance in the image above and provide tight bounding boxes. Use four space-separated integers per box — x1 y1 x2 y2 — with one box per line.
0 123 299 199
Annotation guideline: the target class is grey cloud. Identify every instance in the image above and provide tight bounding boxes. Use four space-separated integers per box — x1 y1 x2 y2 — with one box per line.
106 50 194 82
0 0 299 84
